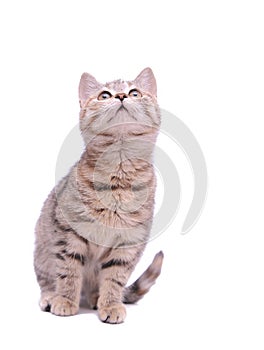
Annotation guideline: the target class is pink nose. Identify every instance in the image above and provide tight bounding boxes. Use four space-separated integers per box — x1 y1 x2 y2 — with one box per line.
115 93 127 101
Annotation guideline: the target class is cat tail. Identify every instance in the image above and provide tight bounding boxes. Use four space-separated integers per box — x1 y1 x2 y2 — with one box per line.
123 251 164 304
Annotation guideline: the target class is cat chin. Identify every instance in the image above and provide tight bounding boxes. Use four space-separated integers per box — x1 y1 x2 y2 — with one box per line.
92 109 138 132
112 112 136 125
115 105 129 114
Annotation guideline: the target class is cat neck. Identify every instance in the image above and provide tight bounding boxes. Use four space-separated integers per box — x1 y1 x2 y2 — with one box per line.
77 133 155 194
81 129 157 171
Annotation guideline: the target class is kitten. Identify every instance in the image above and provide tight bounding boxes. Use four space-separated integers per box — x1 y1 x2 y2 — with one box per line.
34 68 164 324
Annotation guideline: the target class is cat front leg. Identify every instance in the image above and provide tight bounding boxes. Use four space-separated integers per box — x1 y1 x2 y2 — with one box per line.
97 251 140 324
97 265 128 323
49 231 88 316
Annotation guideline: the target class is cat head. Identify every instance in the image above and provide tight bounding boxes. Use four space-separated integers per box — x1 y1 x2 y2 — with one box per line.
78 68 161 142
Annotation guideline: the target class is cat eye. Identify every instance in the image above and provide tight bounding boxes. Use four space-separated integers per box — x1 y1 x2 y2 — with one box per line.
98 91 112 100
129 89 142 98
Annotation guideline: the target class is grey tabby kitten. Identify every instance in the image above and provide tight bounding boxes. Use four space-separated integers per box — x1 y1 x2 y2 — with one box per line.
34 68 163 324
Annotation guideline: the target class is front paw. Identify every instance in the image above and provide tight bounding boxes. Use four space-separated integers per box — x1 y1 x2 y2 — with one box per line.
39 292 56 312
98 303 126 324
50 295 79 316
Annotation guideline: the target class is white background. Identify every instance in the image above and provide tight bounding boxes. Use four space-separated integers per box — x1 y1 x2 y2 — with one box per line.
1 1 264 349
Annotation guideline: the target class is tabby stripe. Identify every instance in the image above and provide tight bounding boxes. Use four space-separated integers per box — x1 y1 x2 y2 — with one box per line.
54 218 73 232
82 177 111 192
36 274 47 282
34 266 50 278
66 252 86 266
94 183 112 191
71 230 89 244
101 259 129 269
56 253 65 261
54 219 90 244
132 177 154 192
82 174 148 192
106 278 125 288
55 240 67 246
128 281 140 293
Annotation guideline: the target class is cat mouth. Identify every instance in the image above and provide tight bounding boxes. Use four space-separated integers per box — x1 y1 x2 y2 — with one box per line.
116 105 129 113
107 105 137 122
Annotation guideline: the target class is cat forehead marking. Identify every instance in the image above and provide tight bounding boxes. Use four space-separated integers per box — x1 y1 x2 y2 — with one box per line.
105 79 133 92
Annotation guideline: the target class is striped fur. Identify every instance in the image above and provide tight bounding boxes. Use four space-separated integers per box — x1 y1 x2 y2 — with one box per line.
34 68 163 324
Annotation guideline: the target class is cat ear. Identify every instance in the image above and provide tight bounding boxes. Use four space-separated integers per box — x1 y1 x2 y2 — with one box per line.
79 73 103 107
133 67 157 97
